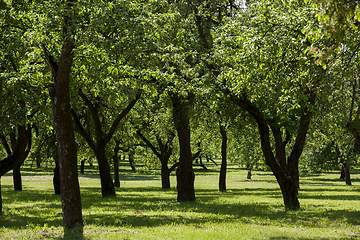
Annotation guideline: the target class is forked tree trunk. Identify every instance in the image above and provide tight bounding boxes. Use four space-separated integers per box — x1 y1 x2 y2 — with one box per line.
136 130 175 189
229 90 315 210
71 91 140 197
219 123 227 192
171 93 195 202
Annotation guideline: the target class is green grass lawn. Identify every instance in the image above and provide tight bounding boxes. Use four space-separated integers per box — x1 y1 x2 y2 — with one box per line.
0 164 359 239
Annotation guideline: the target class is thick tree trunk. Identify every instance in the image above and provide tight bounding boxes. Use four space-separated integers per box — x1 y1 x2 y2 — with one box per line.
278 176 300 210
171 93 195 202
52 91 83 229
96 148 115 197
45 19 83 229
161 164 171 189
13 164 22 191
219 123 227 192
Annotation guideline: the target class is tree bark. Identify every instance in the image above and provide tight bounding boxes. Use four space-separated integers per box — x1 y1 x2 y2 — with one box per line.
96 147 116 196
219 123 227 192
161 165 171 189
53 155 61 195
43 2 83 227
0 178 2 213
171 93 195 202
113 141 120 188
50 47 83 229
13 165 22 191
80 160 86 174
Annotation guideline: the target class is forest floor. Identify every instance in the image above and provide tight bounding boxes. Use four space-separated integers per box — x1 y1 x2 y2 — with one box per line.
0 163 359 239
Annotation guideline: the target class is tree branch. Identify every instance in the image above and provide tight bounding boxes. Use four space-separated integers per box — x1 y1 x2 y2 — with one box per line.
71 108 96 150
104 92 142 144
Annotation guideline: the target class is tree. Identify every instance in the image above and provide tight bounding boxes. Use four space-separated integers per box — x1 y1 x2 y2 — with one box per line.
0 1 39 211
212 0 329 210
71 90 141 197
41 0 83 230
133 94 177 189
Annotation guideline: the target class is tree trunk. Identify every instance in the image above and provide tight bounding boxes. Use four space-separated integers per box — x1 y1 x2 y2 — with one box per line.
171 93 195 202
45 13 83 228
0 125 31 212
113 141 120 188
219 123 227 192
53 157 61 195
113 156 120 188
36 158 41 168
229 91 315 210
161 164 171 189
0 177 2 213
96 148 115 197
129 151 136 171
333 144 352 185
343 162 352 185
13 164 22 191
278 176 300 210
80 160 85 174
340 166 345 179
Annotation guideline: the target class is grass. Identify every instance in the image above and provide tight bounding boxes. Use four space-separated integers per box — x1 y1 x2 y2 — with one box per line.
0 163 359 239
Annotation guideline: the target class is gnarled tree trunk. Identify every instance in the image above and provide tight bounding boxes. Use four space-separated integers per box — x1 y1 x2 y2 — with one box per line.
43 1 83 227
171 93 195 202
229 89 315 210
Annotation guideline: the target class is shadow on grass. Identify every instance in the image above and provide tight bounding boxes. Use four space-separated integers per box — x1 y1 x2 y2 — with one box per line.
1 184 359 233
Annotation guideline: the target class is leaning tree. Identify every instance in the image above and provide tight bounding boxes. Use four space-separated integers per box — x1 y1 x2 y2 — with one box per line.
211 0 333 210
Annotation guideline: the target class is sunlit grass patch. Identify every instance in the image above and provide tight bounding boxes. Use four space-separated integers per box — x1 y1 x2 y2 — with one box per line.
0 167 359 239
